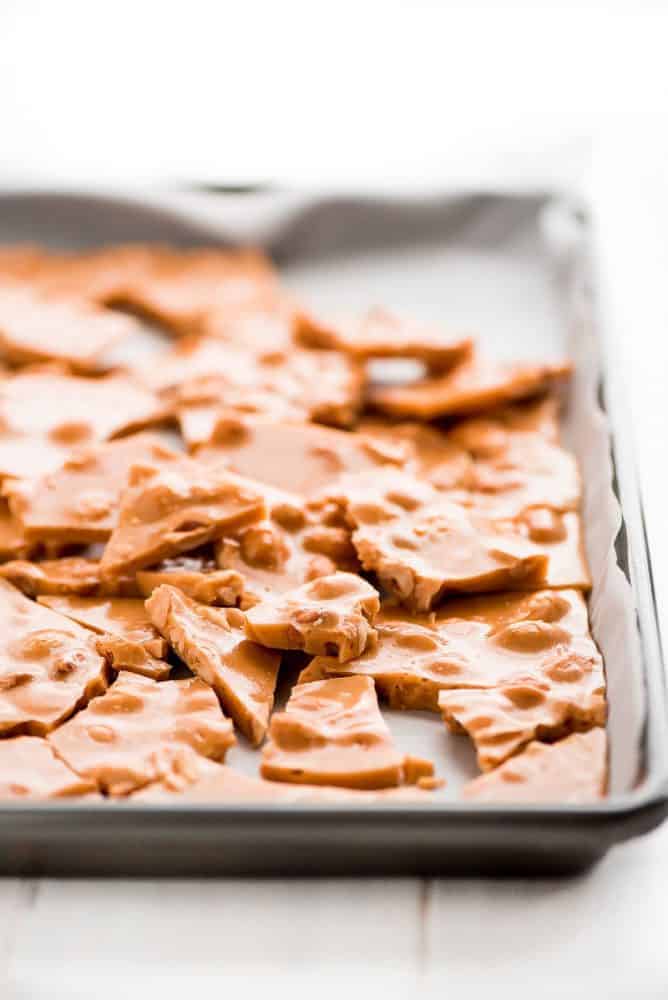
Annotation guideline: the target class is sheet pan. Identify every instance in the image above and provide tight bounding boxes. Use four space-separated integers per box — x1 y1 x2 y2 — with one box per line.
0 189 664 875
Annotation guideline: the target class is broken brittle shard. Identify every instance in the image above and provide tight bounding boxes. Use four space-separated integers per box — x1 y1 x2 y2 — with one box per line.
0 735 97 799
462 729 606 803
0 578 110 736
7 434 180 544
48 671 235 796
261 675 409 790
310 589 601 713
145 584 280 746
245 571 380 662
295 306 474 371
0 280 142 371
369 355 571 420
99 455 266 579
38 595 170 681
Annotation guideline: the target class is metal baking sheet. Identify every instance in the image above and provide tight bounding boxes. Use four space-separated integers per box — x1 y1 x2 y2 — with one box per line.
0 189 665 876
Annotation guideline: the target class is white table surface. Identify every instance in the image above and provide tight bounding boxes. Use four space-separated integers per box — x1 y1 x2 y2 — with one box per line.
2 6 668 997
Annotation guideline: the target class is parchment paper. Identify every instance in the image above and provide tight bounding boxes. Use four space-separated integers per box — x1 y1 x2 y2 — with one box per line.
0 190 644 799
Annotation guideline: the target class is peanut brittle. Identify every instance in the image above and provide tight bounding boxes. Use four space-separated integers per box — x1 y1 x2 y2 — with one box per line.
0 578 110 735
136 551 244 607
198 420 405 499
358 419 473 490
353 500 548 611
146 584 281 745
261 675 409 789
216 486 359 608
0 557 103 596
49 671 235 796
369 355 571 420
310 589 598 711
7 434 179 544
0 735 97 799
438 659 605 773
296 306 474 371
245 572 380 662
111 247 277 336
147 335 363 429
462 728 606 802
0 499 32 561
133 753 435 803
0 372 167 481
0 281 141 371
38 595 170 681
99 455 266 579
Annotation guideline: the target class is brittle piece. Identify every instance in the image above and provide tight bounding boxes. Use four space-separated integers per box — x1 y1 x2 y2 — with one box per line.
178 393 304 451
0 281 141 371
447 406 580 516
216 487 359 608
245 572 379 662
99 455 266 579
145 584 280 745
353 501 548 611
49 671 235 796
261 676 406 789
369 355 571 420
136 550 244 607
111 247 277 336
358 419 473 490
0 371 166 455
6 245 157 304
0 557 103 596
439 652 605 773
463 729 606 803
7 434 179 544
0 735 97 799
296 306 474 371
133 753 435 803
147 335 363 429
0 578 110 736
311 589 598 711
0 499 32 561
198 420 405 499
38 595 170 681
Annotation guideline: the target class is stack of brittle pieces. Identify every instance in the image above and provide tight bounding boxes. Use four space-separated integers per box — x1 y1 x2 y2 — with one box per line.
0 242 606 807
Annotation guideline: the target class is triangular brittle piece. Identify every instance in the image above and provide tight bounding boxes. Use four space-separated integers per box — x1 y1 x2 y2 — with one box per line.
369 355 571 420
310 589 598 711
7 434 179 544
295 306 474 371
99 455 266 579
48 671 235 796
0 735 97 798
38 595 170 681
111 247 277 336
245 572 379 662
462 729 606 803
0 371 167 446
261 675 408 789
0 578 110 735
353 501 548 611
196 420 405 499
145 584 280 745
0 281 141 371
439 673 605 773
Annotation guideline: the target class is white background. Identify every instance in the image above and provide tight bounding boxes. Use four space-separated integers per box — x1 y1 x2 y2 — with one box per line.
2 2 668 997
